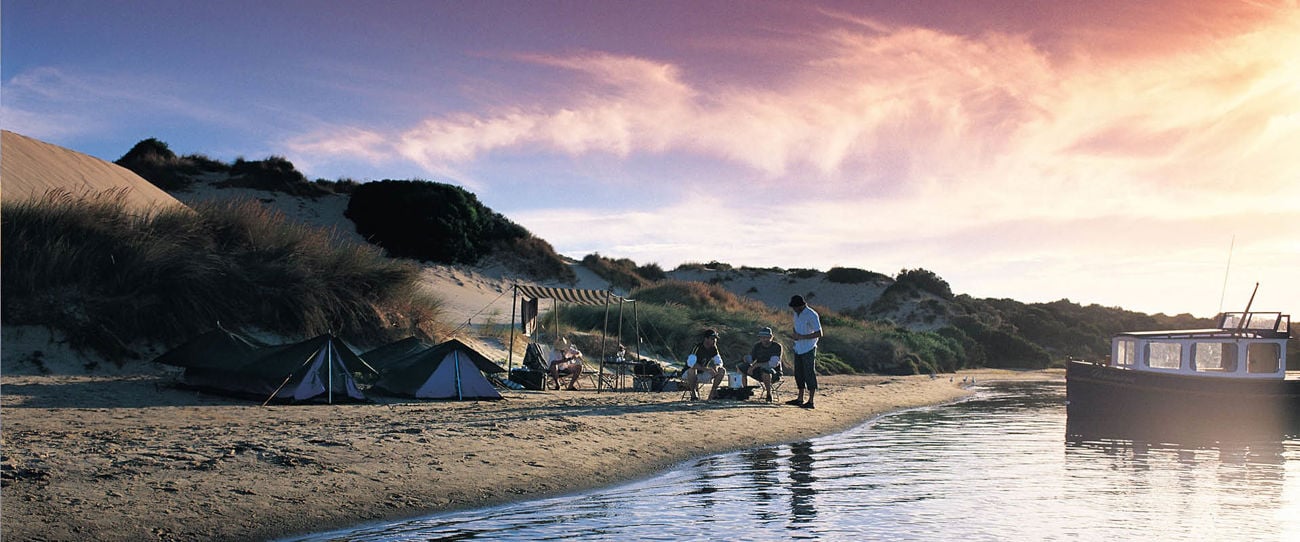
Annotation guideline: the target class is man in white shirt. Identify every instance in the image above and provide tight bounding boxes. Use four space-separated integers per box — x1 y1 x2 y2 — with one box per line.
787 295 822 409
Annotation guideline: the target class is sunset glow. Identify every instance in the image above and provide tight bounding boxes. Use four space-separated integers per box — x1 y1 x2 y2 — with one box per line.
4 0 1297 316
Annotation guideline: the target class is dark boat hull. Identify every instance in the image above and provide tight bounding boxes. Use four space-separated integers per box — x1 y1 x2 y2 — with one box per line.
1065 360 1300 441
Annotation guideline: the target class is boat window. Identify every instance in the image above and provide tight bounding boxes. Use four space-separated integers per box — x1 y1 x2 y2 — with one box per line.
1247 342 1281 374
1146 342 1182 370
1192 342 1237 373
1115 339 1136 367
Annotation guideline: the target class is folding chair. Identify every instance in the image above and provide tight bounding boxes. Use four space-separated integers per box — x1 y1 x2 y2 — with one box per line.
680 377 704 401
582 360 617 391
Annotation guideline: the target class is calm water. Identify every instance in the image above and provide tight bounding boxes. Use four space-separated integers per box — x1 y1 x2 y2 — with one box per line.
290 382 1300 541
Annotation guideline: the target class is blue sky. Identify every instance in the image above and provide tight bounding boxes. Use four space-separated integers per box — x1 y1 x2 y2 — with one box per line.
4 0 1299 316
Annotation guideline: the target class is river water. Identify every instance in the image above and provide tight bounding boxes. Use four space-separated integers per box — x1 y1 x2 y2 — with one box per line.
289 381 1300 541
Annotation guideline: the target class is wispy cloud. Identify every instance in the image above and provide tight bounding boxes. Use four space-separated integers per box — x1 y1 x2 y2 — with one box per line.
2 66 250 145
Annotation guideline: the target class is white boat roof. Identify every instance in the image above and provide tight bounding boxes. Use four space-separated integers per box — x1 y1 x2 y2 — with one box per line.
1116 311 1291 341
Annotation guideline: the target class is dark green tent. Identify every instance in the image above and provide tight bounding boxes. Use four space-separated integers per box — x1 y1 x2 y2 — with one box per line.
372 338 504 400
360 336 431 372
155 330 377 403
153 326 268 369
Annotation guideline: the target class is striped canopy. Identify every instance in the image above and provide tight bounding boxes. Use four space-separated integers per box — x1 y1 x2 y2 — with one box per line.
514 284 625 305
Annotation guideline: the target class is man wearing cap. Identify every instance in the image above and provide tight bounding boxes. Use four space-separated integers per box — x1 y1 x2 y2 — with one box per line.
787 295 822 409
684 329 727 401
738 327 783 402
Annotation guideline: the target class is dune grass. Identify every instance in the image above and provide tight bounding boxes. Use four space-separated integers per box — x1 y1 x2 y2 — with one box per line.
2 190 446 361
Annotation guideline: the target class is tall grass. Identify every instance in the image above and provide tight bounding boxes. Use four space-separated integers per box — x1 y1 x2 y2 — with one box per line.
2 191 446 360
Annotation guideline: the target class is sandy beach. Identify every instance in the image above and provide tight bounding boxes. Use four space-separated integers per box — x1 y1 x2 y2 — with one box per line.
0 358 1057 541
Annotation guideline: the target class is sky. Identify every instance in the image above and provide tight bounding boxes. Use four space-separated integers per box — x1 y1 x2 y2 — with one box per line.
4 0 1298 317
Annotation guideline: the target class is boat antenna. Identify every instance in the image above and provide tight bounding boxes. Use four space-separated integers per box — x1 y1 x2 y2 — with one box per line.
1234 282 1259 335
1217 234 1235 314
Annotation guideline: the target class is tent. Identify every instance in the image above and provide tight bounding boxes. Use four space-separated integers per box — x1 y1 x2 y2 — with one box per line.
360 336 431 373
371 338 504 400
155 329 377 404
507 284 640 392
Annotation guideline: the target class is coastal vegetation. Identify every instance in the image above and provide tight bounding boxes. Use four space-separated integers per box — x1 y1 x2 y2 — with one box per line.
1 191 443 361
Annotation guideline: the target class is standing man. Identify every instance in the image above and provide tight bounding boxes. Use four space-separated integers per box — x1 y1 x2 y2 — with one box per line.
787 295 822 409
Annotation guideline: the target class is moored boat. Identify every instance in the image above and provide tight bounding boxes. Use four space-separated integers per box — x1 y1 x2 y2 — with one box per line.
1066 310 1294 441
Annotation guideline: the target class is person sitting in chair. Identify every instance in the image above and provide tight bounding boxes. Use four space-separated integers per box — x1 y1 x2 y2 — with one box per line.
684 329 726 401
738 326 783 403
549 337 583 390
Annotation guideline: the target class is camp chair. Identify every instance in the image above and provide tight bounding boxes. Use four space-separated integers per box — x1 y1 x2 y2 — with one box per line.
531 342 591 390
752 364 786 402
582 360 617 391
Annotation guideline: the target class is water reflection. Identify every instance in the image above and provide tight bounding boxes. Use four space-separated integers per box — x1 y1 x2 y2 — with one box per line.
787 441 818 525
289 381 1300 542
740 447 780 522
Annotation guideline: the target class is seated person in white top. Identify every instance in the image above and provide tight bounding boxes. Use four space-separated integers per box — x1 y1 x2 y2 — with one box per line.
684 329 727 401
549 337 583 390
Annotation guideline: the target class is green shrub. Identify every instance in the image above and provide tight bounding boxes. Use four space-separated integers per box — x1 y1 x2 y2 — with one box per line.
219 156 331 197
345 179 572 281
826 266 889 284
115 138 194 190
894 268 954 300
583 253 655 291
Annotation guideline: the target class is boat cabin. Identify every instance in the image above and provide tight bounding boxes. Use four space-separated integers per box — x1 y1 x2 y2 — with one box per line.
1109 311 1291 379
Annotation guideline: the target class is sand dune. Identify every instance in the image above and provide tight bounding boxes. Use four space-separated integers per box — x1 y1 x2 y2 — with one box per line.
1 130 184 213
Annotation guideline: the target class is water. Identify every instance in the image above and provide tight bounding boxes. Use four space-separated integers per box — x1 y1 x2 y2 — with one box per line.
290 382 1300 541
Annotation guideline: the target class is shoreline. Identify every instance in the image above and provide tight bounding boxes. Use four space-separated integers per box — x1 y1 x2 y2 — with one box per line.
1 368 1059 541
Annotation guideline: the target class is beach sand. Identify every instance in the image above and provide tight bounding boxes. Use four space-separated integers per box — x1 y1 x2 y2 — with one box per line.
1 361 1057 541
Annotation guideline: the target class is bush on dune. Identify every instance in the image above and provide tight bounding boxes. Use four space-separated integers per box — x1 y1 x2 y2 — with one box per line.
582 253 665 291
1 191 445 361
345 179 574 282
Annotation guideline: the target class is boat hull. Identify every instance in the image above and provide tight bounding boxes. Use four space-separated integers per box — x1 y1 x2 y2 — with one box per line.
1065 360 1300 441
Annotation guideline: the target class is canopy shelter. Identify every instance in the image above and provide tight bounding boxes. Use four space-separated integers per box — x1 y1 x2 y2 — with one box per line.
508 284 640 391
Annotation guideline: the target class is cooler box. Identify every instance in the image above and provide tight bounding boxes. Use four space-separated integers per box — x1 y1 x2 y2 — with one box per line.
509 368 546 391
729 372 747 388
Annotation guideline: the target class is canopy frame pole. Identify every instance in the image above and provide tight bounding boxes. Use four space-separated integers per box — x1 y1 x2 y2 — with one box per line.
507 284 518 372
597 290 611 392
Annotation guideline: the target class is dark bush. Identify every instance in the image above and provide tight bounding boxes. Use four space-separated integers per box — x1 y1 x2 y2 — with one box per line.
894 268 953 300
116 138 192 190
826 266 889 284
345 180 570 281
220 156 330 198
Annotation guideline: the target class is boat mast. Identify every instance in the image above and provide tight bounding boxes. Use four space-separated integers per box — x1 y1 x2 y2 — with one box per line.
1218 235 1235 314
1234 282 1259 335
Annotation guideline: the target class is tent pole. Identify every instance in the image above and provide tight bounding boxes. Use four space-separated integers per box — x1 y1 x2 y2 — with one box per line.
507 284 518 372
633 300 641 362
454 350 463 400
598 290 611 392
327 336 334 405
262 347 322 407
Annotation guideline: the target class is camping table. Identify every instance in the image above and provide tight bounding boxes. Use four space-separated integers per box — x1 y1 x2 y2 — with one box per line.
602 359 639 391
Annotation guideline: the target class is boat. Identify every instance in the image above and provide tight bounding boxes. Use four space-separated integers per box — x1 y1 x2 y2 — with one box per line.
1066 309 1294 441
